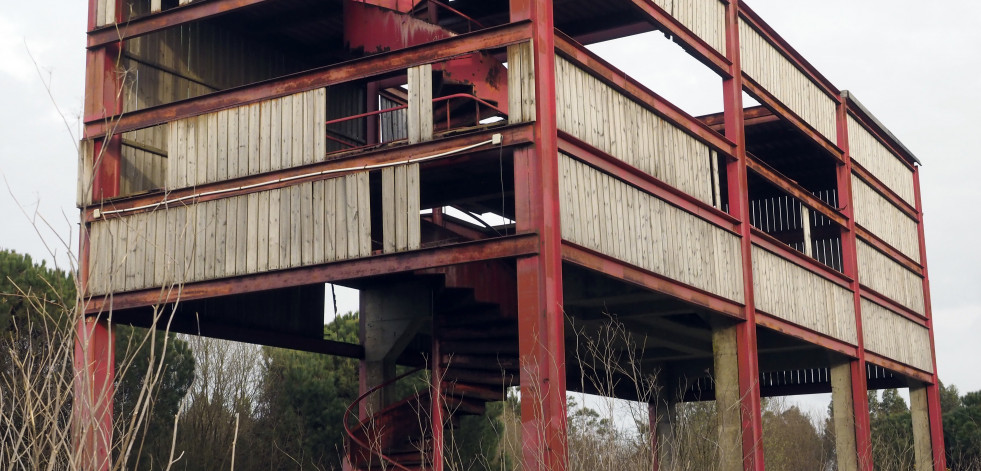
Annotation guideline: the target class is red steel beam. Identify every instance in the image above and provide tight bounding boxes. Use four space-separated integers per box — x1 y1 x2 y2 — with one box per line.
862 352 933 385
850 162 919 220
912 167 947 470
511 0 568 467
735 5 840 101
754 312 858 358
87 0 270 48
745 154 848 227
561 243 746 320
721 2 764 468
854 227 922 275
742 77 844 162
82 234 539 315
623 0 732 77
82 124 534 217
554 33 737 158
83 21 533 138
557 132 740 233
749 231 853 290
836 94 874 471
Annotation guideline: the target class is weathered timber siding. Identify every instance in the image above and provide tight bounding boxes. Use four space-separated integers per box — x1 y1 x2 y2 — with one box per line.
856 240 925 315
559 154 744 302
555 56 714 205
121 23 294 112
851 175 920 262
508 41 536 124
94 0 116 27
166 89 327 189
738 19 837 141
846 115 916 205
382 163 421 253
120 125 169 195
861 298 933 372
86 173 370 295
651 0 726 53
751 244 857 344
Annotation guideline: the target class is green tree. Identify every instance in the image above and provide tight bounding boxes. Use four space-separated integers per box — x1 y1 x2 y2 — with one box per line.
943 390 981 469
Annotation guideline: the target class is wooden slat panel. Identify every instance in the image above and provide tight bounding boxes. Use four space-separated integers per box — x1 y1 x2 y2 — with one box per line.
738 19 837 141
751 244 858 344
555 56 714 205
408 64 433 144
861 298 933 373
851 175 920 262
856 240 925 315
558 154 744 302
507 41 536 124
649 0 726 54
847 115 916 205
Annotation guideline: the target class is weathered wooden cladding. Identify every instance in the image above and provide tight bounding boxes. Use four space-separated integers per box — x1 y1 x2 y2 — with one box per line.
738 19 837 142
559 154 744 302
846 115 916 205
508 41 536 124
167 89 327 189
851 175 920 262
856 240 925 315
94 0 116 27
555 56 715 205
650 0 726 53
382 163 421 253
751 244 857 344
86 172 371 295
861 298 933 373
120 125 169 196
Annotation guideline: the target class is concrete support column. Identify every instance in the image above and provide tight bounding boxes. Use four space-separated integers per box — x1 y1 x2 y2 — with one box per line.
909 382 939 471
830 358 861 471
650 393 677 470
359 280 431 416
712 322 744 471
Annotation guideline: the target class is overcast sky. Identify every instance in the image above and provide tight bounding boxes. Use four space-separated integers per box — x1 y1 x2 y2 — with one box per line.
1 0 977 403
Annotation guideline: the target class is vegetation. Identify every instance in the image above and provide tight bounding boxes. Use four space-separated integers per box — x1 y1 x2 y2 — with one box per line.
2 249 980 470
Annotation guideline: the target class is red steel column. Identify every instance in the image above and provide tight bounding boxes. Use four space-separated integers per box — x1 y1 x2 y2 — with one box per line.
431 332 445 471
510 1 567 470
912 167 947 471
76 2 122 469
722 2 764 469
836 104 874 470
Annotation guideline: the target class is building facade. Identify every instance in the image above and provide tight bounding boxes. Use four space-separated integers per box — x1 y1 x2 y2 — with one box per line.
76 0 945 469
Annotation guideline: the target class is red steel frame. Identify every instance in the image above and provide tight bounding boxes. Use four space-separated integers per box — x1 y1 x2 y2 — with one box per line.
76 0 948 469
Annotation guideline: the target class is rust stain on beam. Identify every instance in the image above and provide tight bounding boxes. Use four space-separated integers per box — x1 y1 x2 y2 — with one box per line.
83 234 539 314
87 0 270 48
84 21 532 138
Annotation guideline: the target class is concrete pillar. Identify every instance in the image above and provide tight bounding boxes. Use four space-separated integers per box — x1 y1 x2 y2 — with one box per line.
712 322 743 471
359 280 431 415
830 358 860 471
909 383 937 471
650 394 677 470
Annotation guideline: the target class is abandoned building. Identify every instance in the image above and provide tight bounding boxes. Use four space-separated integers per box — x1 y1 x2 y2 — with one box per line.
76 0 945 469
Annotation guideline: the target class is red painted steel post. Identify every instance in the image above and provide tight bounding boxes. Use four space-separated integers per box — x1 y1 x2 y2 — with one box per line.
510 0 568 469
836 103 875 471
721 1 764 469
431 333 445 471
912 167 947 471
76 2 122 469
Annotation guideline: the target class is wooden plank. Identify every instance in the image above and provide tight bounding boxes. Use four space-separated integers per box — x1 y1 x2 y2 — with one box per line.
314 88 326 162
267 189 281 270
216 109 228 181
260 100 272 173
224 196 237 276
196 114 208 186
270 97 282 171
346 174 360 257
236 195 248 275
382 167 396 253
406 163 420 250
193 201 207 281
334 177 348 260
257 191 269 272
238 103 250 178
281 94 293 169
407 66 420 143
249 103 260 176
312 180 325 264
290 185 302 267
302 90 314 165
358 172 371 257
325 177 337 261
293 92 305 167
153 210 167 287
247 192 259 273
301 181 314 264
394 164 408 250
